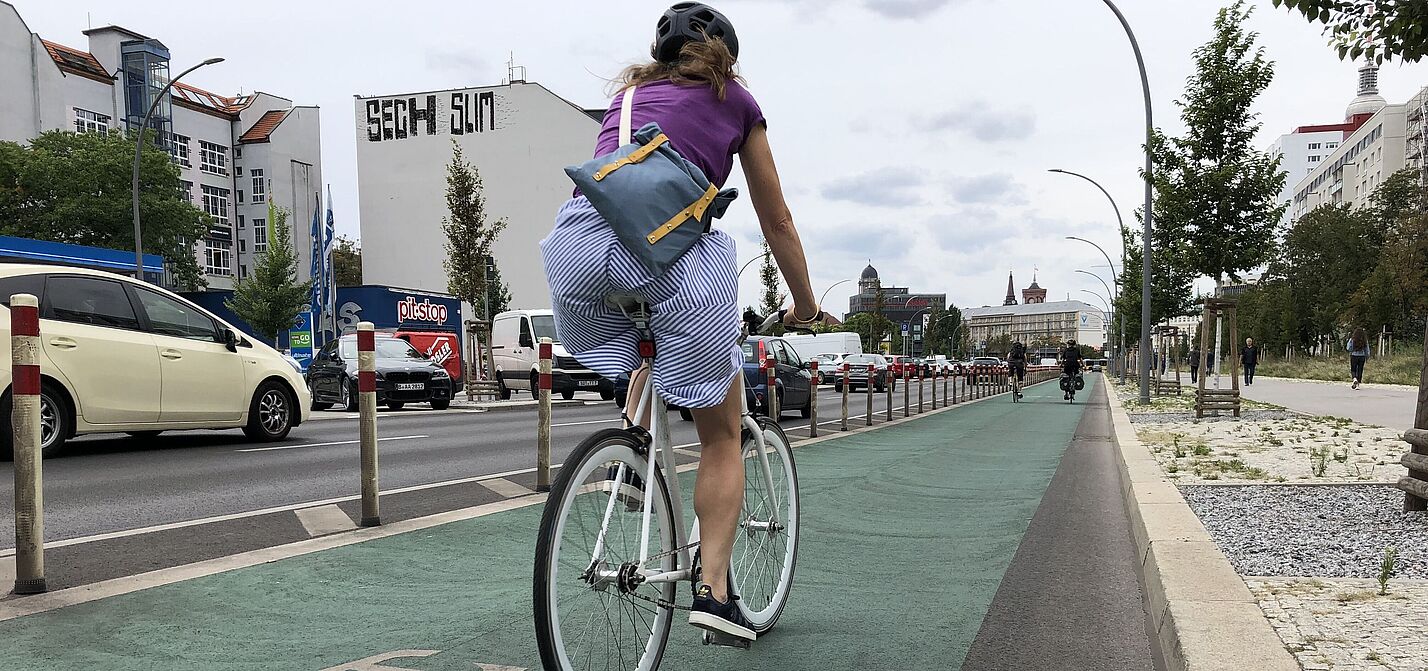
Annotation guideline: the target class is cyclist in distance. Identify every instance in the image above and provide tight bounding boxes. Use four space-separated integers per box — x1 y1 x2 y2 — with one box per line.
540 2 829 643
1007 340 1027 399
1060 340 1083 399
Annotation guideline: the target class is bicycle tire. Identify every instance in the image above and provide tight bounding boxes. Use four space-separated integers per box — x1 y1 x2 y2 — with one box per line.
534 428 676 671
731 416 800 633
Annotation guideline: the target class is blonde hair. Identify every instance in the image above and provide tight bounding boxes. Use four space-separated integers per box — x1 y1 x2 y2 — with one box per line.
613 36 743 100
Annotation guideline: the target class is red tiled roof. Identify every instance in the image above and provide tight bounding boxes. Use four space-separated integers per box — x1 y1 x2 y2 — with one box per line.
39 39 112 83
238 109 289 144
171 82 253 119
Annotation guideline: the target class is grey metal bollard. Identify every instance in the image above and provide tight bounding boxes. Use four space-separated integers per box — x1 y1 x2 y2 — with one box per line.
903 367 911 417
943 369 949 408
918 368 924 414
840 365 850 431
765 353 779 420
10 293 45 594
357 322 380 527
808 360 819 438
864 364 874 426
885 367 893 421
931 367 938 408
537 338 553 493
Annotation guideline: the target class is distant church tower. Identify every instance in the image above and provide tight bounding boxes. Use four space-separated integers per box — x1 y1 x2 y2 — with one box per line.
1003 272 1018 306
1022 272 1047 304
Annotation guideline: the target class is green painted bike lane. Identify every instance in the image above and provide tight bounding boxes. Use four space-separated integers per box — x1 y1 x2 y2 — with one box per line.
1 378 1095 671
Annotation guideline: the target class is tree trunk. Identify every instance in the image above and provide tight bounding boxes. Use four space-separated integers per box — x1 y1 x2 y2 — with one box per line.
1213 276 1224 389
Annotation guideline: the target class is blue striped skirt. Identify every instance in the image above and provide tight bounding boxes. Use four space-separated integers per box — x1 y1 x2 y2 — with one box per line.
539 196 742 409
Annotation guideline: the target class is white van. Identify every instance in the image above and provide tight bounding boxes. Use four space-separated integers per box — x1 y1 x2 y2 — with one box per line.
490 309 614 401
780 332 863 363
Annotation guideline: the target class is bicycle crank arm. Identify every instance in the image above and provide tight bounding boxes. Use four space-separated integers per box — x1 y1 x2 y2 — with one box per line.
702 631 752 650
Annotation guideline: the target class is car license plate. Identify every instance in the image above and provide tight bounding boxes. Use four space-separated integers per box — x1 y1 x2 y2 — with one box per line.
395 382 424 391
577 380 599 387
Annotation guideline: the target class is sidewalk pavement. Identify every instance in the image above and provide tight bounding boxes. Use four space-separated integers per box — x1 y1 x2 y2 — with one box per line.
0 378 1131 671
1234 375 1418 432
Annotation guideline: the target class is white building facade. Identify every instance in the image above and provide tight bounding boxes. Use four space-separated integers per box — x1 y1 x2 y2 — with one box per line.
0 3 322 289
354 80 599 314
1267 129 1343 227
962 300 1107 352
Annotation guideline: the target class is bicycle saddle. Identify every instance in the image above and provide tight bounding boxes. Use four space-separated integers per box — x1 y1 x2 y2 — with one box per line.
604 292 649 313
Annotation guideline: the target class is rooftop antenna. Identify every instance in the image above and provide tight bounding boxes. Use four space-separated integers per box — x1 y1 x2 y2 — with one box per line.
505 51 527 85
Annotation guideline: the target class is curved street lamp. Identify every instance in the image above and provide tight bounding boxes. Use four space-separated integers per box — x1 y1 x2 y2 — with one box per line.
1080 289 1110 313
818 279 852 308
737 254 766 278
1097 0 1156 404
133 57 224 279
1068 236 1127 383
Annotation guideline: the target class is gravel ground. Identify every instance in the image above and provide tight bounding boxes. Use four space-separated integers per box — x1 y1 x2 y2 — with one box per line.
1128 410 1298 423
1181 485 1428 579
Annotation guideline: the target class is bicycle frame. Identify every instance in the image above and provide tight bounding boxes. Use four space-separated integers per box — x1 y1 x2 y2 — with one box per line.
585 303 782 590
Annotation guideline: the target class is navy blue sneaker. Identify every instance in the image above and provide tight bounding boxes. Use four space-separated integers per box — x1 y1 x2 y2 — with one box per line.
688 584 756 641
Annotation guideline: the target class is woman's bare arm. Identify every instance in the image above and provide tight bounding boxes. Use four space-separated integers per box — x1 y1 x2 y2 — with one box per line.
739 125 818 319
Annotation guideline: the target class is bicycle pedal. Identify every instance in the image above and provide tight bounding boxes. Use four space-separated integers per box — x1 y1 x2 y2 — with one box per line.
701 631 752 650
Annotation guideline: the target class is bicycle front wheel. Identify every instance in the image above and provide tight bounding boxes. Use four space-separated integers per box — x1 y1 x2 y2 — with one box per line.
534 429 676 671
732 417 800 633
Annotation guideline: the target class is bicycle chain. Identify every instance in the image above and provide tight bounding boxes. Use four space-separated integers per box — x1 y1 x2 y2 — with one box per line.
607 540 702 612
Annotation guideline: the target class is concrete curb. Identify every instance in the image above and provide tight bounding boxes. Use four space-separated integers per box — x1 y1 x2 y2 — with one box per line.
1104 375 1298 671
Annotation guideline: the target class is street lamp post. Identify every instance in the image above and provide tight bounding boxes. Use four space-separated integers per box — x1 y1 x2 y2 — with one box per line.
132 57 224 279
737 253 766 278
818 279 852 308
904 306 932 358
1068 236 1126 382
1097 0 1155 404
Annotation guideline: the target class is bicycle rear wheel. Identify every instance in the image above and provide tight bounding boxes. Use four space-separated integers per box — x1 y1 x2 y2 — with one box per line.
534 429 677 671
732 417 800 633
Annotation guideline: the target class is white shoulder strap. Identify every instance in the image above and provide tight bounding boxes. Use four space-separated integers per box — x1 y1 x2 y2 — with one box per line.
619 86 636 145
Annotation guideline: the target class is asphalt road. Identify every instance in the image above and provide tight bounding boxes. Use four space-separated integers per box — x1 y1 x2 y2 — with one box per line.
0 380 949 550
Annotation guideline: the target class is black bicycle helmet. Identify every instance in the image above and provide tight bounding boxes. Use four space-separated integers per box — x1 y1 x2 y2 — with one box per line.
652 3 739 63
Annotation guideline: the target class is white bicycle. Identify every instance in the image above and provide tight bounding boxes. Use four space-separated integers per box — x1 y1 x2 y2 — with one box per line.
533 298 801 670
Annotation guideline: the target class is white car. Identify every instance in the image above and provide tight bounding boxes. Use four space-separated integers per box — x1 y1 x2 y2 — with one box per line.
0 264 311 458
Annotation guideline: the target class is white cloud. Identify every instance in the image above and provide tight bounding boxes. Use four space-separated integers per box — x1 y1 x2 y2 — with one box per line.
914 101 1037 143
949 173 1026 205
821 167 928 208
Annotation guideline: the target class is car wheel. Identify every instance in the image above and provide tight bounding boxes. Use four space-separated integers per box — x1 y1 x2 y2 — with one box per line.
600 390 615 401
35 384 71 458
126 430 162 440
679 407 693 422
530 372 540 401
243 381 295 442
431 399 450 410
340 380 359 412
800 399 811 419
615 392 627 409
834 381 844 393
562 390 575 400
387 402 405 410
497 377 512 400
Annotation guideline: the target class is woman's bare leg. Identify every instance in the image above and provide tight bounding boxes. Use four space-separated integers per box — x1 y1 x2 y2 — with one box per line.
689 375 745 602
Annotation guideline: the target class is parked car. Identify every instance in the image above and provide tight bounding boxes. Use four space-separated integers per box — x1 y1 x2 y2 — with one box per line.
924 354 952 376
743 336 814 418
885 355 914 379
0 264 311 458
307 334 453 411
834 353 895 393
809 353 846 385
490 309 614 401
969 356 1004 385
1086 358 1107 372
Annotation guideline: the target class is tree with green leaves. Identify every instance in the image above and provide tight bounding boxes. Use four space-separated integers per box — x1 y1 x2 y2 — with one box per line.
486 260 513 317
331 235 362 287
0 130 209 288
441 141 507 319
1113 223 1198 341
837 312 891 353
924 306 963 357
226 204 311 345
757 237 784 316
1271 0 1428 64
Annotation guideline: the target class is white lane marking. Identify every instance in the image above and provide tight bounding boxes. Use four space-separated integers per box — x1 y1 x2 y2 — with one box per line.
236 435 428 453
319 650 438 671
550 418 622 428
478 478 535 498
673 448 702 458
295 504 357 537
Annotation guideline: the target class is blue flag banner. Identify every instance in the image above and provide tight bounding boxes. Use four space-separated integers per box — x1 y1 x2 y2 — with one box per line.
323 185 336 342
309 191 324 340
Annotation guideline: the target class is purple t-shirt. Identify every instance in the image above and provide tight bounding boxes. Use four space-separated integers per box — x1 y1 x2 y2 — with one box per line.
590 79 765 188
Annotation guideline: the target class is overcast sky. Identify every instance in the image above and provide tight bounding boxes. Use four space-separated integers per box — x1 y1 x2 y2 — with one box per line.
16 0 1428 315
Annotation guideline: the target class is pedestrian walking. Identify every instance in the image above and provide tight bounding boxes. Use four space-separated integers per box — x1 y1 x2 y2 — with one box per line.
1346 327 1371 389
1189 346 1201 383
1240 337 1259 385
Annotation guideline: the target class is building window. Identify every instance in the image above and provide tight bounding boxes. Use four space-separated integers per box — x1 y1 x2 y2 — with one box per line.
234 146 242 159
235 166 243 177
199 140 228 175
238 239 246 253
201 185 230 228
1326 142 1338 148
179 180 193 202
238 214 245 229
170 134 191 167
1308 142 1321 150
73 108 110 134
204 240 232 276
239 264 247 279
251 169 266 203
237 189 245 203
1308 155 1321 162
253 218 267 253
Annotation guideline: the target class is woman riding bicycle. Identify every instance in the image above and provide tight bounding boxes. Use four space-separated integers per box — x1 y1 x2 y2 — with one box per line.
541 2 826 642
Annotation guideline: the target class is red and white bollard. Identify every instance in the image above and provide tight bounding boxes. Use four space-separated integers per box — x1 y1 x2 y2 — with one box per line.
808 359 819 438
903 366 911 417
917 366 925 414
537 338 553 492
840 363 850 432
10 293 45 594
357 322 380 527
765 352 778 419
